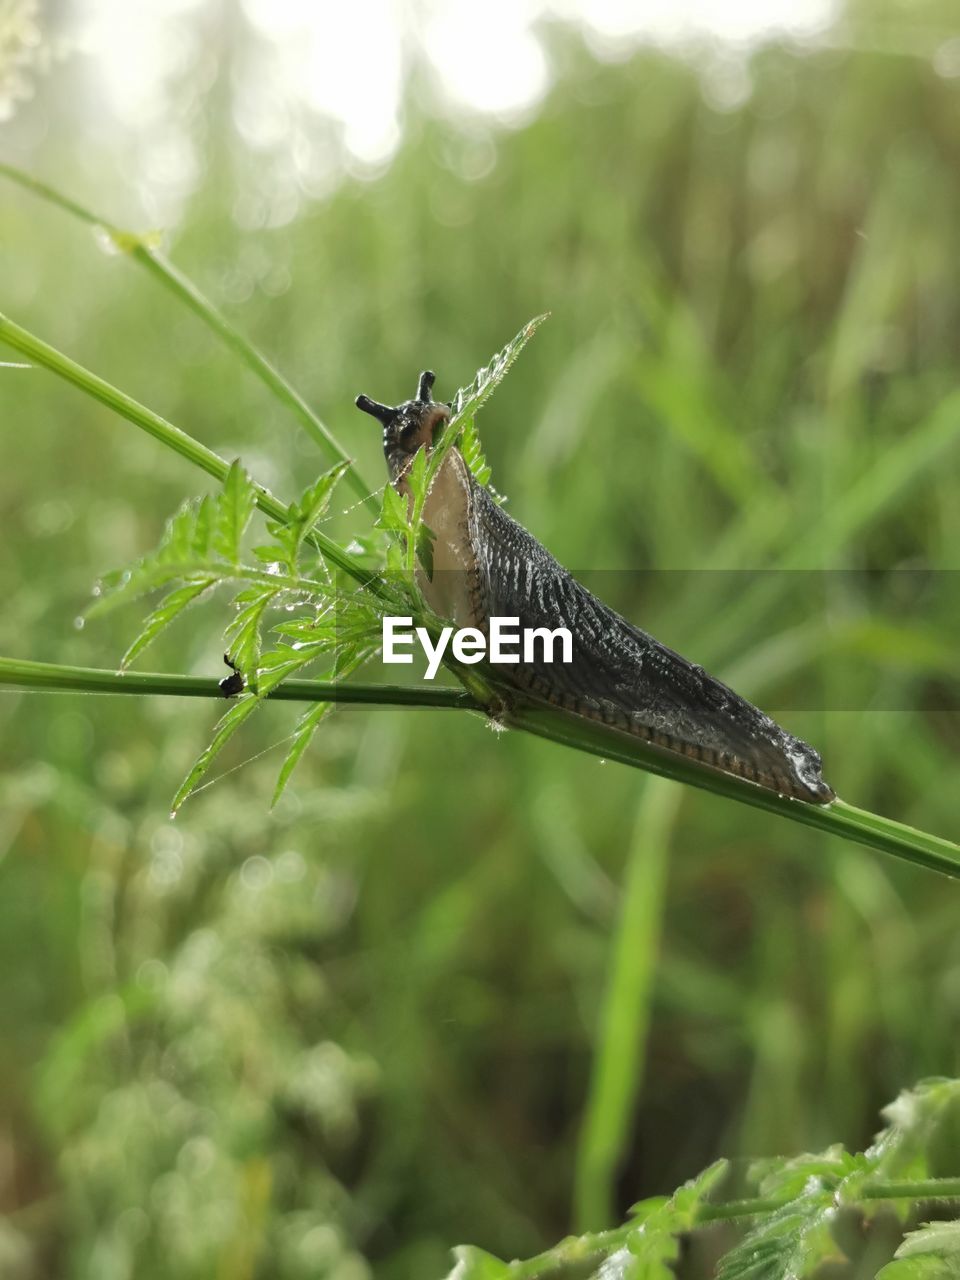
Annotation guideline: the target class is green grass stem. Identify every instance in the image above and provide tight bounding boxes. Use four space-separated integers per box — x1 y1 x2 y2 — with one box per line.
0 312 380 591
2 655 958 881
0 163 376 510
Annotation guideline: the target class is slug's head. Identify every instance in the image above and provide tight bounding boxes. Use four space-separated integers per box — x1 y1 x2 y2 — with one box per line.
355 370 451 481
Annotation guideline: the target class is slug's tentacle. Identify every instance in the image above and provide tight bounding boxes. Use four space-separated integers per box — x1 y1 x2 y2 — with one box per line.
356 372 452 483
355 394 395 426
355 370 835 805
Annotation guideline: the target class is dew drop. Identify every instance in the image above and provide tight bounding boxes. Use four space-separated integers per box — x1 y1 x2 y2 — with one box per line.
73 616 85 630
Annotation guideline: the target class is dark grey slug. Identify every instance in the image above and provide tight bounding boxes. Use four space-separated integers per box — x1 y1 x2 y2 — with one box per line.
356 371 835 805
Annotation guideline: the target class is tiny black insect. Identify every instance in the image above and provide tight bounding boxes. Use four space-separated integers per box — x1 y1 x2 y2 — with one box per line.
218 653 245 698
356 370 835 805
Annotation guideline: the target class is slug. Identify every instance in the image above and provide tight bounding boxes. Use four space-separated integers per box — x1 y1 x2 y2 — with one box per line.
356 371 835 805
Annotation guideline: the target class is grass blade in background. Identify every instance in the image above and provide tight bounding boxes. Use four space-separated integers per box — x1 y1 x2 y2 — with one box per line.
574 779 681 1230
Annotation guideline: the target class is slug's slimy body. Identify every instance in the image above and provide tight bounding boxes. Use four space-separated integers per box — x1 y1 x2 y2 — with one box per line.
356 372 835 805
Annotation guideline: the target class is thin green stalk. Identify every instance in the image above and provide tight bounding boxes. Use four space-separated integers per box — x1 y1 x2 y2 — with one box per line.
0 656 476 710
574 779 680 1230
0 313 381 592
0 162 376 510
507 705 960 880
3 654 959 879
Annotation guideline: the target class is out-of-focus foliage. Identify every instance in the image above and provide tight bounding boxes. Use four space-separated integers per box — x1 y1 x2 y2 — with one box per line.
1 2 960 1277
441 1078 960 1279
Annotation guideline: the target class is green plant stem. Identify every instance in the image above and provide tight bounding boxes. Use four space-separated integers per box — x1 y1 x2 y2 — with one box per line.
861 1179 960 1202
0 656 476 710
3 655 960 880
507 704 960 880
504 1179 960 1278
0 312 382 593
0 162 376 511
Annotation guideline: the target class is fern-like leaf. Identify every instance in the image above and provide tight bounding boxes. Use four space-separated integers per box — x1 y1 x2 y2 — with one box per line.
714 1191 840 1280
448 313 548 424
878 1221 960 1280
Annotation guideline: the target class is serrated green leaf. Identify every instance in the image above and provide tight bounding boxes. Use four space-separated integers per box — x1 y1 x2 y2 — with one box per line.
895 1221 960 1260
400 317 544 582
376 481 409 536
257 651 304 695
191 494 213 558
443 1244 510 1280
164 501 197 559
872 1079 960 1183
448 313 548 425
407 443 429 506
672 1159 729 1224
170 695 260 814
120 579 213 670
416 522 436 581
332 640 375 680
224 586 279 690
271 701 331 807
459 414 495 490
213 459 255 564
877 1258 956 1280
285 459 351 565
714 1190 840 1280
626 1160 728 1280
749 1147 857 1201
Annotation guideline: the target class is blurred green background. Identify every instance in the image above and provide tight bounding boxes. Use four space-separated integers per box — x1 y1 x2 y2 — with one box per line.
2 1 960 1276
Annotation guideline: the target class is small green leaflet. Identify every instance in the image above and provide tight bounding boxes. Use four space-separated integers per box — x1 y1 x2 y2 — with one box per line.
878 1222 960 1280
269 458 352 571
170 694 260 815
444 1246 510 1280
376 480 409 539
389 315 547 594
269 627 379 807
214 459 257 564
458 415 493 490
90 462 257 623
224 585 278 690
120 579 214 671
426 314 548 503
448 313 549 426
271 701 331 808
626 1160 728 1280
